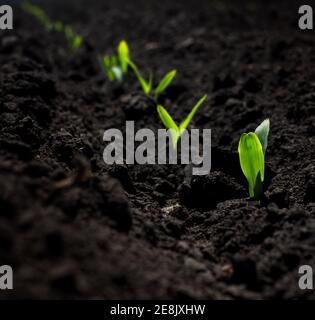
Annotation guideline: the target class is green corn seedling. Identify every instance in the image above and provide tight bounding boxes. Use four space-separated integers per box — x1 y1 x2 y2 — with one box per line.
157 95 207 149
53 21 64 32
238 119 270 199
64 26 83 51
100 40 130 82
127 59 176 101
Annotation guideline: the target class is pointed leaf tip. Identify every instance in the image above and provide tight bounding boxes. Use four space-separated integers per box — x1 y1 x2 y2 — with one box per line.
118 40 130 73
255 119 270 154
179 94 207 132
155 69 177 100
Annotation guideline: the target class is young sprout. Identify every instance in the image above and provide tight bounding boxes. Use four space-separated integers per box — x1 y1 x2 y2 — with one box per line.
157 95 207 149
100 40 130 82
64 26 83 51
127 59 176 101
53 21 64 33
238 119 270 199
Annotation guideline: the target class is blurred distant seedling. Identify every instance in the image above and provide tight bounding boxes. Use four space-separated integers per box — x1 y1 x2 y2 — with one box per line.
99 40 130 83
238 119 270 199
21 2 51 30
157 95 207 149
21 1 83 51
64 25 83 51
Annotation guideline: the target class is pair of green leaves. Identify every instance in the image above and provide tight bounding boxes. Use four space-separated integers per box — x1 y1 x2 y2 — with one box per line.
128 60 177 101
157 95 207 149
22 2 83 51
100 40 130 82
238 119 270 199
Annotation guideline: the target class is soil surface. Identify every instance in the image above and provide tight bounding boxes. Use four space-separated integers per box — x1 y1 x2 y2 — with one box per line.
0 0 314 299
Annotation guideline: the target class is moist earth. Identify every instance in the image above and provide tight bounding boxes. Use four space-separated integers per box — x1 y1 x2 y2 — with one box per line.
0 0 315 299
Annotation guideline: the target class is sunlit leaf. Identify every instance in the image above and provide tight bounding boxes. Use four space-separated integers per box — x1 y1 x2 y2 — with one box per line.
157 105 179 149
238 132 265 198
155 70 177 100
118 40 130 74
70 35 83 50
128 59 152 94
179 95 207 133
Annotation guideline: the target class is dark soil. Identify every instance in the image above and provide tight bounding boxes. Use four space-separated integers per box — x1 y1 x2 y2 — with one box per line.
0 0 315 299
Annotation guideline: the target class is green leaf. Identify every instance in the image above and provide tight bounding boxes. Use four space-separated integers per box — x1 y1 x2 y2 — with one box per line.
255 119 270 154
154 70 177 100
157 105 179 149
128 59 152 94
70 35 83 50
64 26 74 39
139 74 152 94
111 55 118 66
146 72 153 94
179 95 207 133
103 55 111 68
118 40 130 74
53 21 64 32
99 56 113 81
157 105 178 131
107 70 115 81
238 132 265 198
